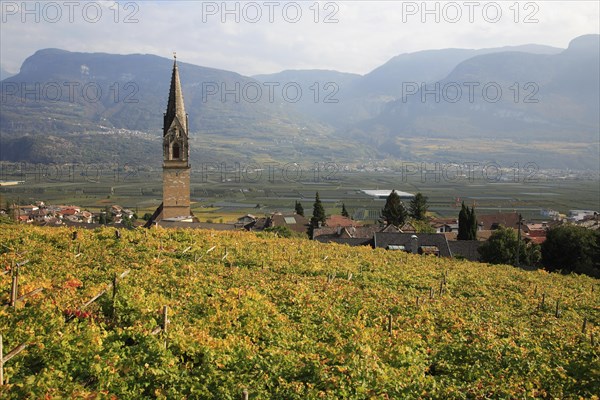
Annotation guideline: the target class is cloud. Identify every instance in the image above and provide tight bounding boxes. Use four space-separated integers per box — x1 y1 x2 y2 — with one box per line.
1 1 598 76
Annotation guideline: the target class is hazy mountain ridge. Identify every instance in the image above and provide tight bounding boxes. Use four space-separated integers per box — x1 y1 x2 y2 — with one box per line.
0 36 598 169
254 44 566 127
1 48 326 136
359 35 599 144
0 49 337 164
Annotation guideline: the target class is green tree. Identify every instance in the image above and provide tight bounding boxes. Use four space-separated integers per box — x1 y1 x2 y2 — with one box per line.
98 206 113 225
381 190 408 227
541 225 600 277
142 212 153 221
295 201 304 216
122 215 134 229
308 192 326 238
411 219 435 233
458 202 477 240
458 202 469 240
264 226 293 238
409 193 428 221
341 203 349 218
478 226 540 266
469 206 478 239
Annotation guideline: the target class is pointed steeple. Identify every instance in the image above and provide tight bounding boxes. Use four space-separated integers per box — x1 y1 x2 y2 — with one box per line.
164 54 187 136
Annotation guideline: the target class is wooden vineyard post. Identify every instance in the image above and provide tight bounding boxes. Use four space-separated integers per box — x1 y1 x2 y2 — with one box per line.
554 299 561 318
582 317 587 334
0 336 27 386
150 305 170 341
1 334 3 385
242 389 249 400
10 265 18 308
387 314 393 335
112 273 118 318
162 306 168 333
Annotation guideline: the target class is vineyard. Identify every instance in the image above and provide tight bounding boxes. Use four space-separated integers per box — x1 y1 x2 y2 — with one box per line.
0 225 599 399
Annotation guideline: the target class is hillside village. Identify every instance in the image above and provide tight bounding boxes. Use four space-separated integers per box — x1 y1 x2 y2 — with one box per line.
2 198 598 266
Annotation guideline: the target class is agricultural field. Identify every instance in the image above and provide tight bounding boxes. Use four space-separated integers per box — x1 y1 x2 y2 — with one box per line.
1 225 599 398
1 166 599 224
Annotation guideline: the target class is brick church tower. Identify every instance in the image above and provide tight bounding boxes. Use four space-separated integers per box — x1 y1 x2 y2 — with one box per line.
162 55 191 219
145 55 192 226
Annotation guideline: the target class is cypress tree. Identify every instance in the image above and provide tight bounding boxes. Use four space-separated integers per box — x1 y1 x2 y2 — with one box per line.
469 206 478 240
341 203 349 218
457 202 468 240
409 192 429 221
295 201 304 216
308 192 326 238
459 204 478 240
381 190 408 227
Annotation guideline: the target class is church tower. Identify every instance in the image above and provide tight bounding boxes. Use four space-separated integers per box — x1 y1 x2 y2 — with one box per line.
161 55 191 219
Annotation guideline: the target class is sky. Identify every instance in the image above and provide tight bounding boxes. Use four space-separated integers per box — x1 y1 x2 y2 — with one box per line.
1 1 599 76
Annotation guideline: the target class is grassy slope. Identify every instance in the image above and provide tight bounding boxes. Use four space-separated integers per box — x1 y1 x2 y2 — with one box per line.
0 225 599 399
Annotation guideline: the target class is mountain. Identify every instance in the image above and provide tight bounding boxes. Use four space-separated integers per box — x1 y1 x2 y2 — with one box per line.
359 35 599 140
256 45 563 127
1 37 598 169
350 44 562 100
0 49 346 165
0 48 319 136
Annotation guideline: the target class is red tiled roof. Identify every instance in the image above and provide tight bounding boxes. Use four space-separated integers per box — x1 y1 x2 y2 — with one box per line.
326 215 359 227
61 209 78 216
478 212 520 230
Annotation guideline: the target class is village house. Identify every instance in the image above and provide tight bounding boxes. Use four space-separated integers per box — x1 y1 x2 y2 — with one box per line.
267 213 310 234
568 210 597 222
478 212 520 230
373 232 452 257
18 205 38 215
243 217 269 231
430 218 459 233
235 214 257 228
313 225 383 241
448 240 483 261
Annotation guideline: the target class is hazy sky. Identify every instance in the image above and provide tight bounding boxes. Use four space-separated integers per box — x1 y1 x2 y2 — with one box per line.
1 1 598 76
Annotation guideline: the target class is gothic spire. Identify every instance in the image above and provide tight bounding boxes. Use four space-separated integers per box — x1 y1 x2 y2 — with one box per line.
164 54 187 136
